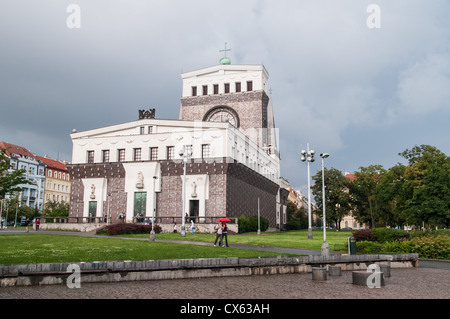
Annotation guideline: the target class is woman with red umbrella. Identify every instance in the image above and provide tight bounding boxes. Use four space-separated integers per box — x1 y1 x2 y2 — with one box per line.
218 218 230 247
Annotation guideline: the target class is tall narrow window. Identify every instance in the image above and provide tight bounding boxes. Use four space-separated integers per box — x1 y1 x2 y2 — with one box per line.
202 144 211 159
167 146 175 160
133 148 142 161
213 84 219 95
140 127 145 135
247 81 253 91
118 149 125 162
192 86 197 96
203 85 208 95
235 82 241 92
87 151 94 163
148 126 153 134
150 147 158 161
102 150 110 163
224 83 230 93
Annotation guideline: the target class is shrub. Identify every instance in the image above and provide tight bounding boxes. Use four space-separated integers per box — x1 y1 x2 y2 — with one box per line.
238 215 269 233
372 228 410 243
355 241 384 253
352 229 377 242
355 235 450 260
96 223 162 236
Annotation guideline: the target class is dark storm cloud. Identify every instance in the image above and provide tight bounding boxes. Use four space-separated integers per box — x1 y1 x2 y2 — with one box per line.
1 0 449 191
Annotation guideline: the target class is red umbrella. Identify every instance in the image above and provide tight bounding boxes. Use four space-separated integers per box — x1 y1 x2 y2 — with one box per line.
219 218 231 222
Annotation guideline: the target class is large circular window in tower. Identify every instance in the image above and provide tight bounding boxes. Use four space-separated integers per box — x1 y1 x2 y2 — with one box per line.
203 106 240 128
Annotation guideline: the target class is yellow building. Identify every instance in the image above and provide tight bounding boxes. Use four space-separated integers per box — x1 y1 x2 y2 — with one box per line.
37 156 71 211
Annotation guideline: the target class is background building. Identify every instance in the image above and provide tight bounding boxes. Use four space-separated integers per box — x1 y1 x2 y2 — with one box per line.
36 156 71 211
0 142 45 212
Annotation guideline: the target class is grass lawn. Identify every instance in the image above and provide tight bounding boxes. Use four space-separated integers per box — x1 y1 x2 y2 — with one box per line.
126 229 352 251
0 234 291 265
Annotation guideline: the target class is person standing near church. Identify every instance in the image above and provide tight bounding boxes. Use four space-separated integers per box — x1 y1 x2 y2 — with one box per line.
213 222 223 246
222 222 229 247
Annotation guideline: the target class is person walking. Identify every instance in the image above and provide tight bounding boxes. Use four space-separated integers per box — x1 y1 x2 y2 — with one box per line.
35 219 40 231
191 220 195 235
222 222 229 247
213 222 223 246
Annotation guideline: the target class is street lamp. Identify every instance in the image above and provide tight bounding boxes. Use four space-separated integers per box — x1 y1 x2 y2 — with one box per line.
150 176 158 242
301 143 315 240
179 145 192 237
320 153 330 257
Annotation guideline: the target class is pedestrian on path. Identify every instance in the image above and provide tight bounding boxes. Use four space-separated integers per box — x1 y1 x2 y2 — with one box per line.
222 222 229 247
191 220 195 235
213 222 223 246
35 219 40 231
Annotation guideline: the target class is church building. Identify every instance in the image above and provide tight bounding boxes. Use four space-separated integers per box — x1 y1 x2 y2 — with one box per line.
67 54 286 231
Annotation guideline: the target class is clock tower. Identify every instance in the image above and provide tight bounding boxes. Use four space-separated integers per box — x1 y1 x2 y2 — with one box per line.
179 57 277 154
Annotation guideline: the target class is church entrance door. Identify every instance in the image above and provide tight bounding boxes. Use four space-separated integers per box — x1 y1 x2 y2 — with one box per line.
189 200 199 220
134 192 147 220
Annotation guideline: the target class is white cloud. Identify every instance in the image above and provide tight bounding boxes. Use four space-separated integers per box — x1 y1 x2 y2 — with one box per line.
397 52 450 116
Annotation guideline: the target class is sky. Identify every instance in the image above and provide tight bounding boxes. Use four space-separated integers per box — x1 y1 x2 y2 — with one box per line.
1 0 449 194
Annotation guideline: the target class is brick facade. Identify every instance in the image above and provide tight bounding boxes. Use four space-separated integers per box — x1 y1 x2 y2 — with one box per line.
180 91 270 147
68 159 279 227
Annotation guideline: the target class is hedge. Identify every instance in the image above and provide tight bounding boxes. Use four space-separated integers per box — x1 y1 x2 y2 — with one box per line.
96 223 162 236
356 235 450 260
238 215 269 233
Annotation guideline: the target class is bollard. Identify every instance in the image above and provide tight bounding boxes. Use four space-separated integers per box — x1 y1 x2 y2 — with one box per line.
312 267 327 281
328 265 341 276
379 264 391 277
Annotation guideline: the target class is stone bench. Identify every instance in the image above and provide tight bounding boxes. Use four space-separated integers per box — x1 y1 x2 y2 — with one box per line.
312 267 327 281
352 270 385 287
328 265 341 276
379 264 391 277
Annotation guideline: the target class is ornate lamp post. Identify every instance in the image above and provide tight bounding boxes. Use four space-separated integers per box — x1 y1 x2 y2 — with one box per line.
179 146 192 237
320 153 330 257
301 143 315 240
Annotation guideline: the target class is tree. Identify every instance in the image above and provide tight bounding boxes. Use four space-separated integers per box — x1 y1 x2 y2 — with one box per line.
43 200 69 217
375 163 408 227
311 167 353 230
0 148 34 198
286 200 308 230
350 165 386 228
400 145 450 228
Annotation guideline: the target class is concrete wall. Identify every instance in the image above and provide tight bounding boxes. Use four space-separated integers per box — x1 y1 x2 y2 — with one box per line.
0 253 419 287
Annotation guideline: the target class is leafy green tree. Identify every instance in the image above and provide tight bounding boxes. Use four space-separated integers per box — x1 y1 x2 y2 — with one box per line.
311 167 353 230
350 165 386 229
286 199 307 230
375 163 408 227
400 145 450 228
0 148 34 197
43 200 69 217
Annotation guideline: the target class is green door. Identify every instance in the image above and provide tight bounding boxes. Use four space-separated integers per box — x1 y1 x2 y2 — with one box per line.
89 201 97 222
134 192 147 217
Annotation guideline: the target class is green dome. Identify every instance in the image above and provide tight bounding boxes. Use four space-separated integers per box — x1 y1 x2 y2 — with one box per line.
219 56 231 65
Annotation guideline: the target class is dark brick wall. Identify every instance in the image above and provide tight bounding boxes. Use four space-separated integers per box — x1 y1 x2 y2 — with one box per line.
180 91 269 147
68 160 279 227
67 163 126 221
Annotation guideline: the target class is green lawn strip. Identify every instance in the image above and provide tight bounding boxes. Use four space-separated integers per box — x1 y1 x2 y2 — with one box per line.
124 230 352 251
0 234 290 265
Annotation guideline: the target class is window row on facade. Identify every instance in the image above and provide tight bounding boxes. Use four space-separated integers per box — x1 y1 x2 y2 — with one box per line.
47 170 70 181
87 144 211 164
191 81 253 97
